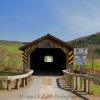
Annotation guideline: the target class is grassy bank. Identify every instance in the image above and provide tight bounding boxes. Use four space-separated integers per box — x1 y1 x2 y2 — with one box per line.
0 42 23 71
91 84 100 95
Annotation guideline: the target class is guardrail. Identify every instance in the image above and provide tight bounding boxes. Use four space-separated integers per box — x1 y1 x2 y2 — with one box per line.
0 70 33 90
63 70 100 94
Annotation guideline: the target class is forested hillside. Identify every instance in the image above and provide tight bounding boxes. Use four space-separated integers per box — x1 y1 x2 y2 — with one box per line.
69 32 100 58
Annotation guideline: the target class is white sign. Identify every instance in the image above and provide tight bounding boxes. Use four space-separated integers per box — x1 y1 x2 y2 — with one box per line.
74 48 88 65
75 55 87 60
74 48 88 55
75 60 87 64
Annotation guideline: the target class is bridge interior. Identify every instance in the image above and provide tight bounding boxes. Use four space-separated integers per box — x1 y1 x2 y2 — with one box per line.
30 48 66 75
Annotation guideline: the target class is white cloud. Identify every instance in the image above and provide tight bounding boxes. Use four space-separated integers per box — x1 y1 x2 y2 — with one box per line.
47 0 100 40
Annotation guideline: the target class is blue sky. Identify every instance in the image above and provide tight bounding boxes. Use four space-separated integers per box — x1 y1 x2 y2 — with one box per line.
0 0 100 42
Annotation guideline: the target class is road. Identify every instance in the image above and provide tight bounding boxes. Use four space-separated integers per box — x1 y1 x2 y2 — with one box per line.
0 76 83 100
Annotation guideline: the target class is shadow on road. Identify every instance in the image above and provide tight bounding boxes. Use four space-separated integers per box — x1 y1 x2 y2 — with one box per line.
56 77 89 100
33 70 63 76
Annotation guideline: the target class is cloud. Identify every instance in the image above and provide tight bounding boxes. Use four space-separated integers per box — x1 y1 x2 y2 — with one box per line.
47 0 100 40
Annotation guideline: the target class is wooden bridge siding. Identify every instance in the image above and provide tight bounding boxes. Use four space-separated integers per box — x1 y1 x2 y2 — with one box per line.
24 38 73 69
63 71 100 94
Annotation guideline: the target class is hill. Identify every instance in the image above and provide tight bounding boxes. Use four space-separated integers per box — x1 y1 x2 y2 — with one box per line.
69 32 100 46
0 40 25 71
69 32 100 58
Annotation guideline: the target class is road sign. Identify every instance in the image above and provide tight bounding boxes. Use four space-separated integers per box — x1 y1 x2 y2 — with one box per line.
75 60 87 64
75 55 87 60
74 48 88 55
74 48 88 65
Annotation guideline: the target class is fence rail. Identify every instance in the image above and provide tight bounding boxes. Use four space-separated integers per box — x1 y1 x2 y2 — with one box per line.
0 70 33 90
63 70 100 94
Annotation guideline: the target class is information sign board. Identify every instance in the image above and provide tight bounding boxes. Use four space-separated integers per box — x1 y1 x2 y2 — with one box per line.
74 48 88 64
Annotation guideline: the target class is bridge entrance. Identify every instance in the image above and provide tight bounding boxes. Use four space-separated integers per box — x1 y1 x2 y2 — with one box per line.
19 34 73 74
30 48 66 74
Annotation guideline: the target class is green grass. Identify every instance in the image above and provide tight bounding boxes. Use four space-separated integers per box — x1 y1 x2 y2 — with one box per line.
74 59 100 70
84 64 100 68
85 59 100 68
0 42 23 71
0 43 22 53
0 71 22 76
91 84 100 94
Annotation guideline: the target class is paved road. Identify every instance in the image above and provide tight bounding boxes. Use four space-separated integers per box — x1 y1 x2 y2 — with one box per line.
0 76 82 100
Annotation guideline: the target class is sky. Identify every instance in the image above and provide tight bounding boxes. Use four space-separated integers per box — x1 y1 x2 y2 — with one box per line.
0 0 100 42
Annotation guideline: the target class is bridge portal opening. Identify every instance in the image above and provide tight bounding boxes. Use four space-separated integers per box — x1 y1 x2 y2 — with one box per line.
30 48 66 75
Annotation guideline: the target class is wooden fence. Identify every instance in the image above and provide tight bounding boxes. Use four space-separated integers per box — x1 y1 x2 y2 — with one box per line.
0 70 33 90
63 70 100 94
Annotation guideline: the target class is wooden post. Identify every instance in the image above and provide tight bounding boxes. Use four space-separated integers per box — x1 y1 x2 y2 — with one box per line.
15 79 20 89
73 76 76 89
67 75 69 87
88 80 92 94
30 75 32 81
25 77 28 86
86 80 89 93
7 80 11 90
80 77 83 90
81 78 84 91
20 78 25 87
75 77 78 90
77 77 81 90
70 76 73 88
28 75 32 82
0 80 3 89
28 75 30 81
80 78 83 90
69 76 73 88
84 79 86 92
75 76 80 90
64 74 68 85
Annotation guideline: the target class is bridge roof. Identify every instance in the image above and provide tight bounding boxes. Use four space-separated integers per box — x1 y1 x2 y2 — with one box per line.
19 34 73 50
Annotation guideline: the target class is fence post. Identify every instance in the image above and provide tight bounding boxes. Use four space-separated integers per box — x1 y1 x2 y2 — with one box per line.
75 77 78 90
20 78 25 87
76 77 81 90
7 80 11 90
88 80 92 94
25 77 28 86
15 79 20 89
73 76 75 89
84 79 86 92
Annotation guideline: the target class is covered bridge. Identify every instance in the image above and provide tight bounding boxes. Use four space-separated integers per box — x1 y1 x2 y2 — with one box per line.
19 34 74 73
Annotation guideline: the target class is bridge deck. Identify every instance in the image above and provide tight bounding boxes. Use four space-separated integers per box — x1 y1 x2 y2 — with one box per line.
0 76 82 100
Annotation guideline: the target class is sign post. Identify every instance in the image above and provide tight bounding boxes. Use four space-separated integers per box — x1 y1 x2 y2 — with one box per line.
74 48 88 73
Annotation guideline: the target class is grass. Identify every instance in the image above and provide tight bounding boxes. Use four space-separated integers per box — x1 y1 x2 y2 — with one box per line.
85 59 100 68
0 42 23 70
74 59 100 71
0 42 22 53
91 84 100 95
0 71 22 76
